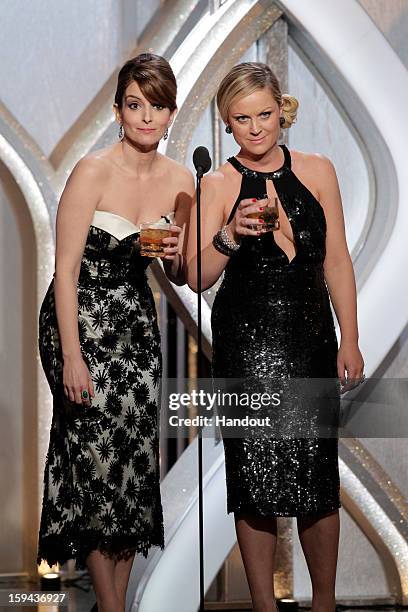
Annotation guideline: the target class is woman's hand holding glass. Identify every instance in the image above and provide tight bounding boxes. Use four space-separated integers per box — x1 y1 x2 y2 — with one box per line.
225 198 269 243
161 224 182 259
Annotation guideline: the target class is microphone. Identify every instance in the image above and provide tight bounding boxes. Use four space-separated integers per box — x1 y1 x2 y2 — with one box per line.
192 144 212 612
193 146 212 178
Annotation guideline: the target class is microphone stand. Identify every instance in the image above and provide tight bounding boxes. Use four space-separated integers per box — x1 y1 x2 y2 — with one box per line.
196 168 205 612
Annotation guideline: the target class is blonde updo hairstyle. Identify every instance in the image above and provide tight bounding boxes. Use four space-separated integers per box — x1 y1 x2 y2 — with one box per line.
216 62 298 129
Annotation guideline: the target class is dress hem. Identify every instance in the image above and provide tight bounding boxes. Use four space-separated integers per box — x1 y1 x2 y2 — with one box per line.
228 502 342 519
37 530 165 571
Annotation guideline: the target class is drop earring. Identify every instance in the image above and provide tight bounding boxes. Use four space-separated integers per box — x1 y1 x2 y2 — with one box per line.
225 125 232 134
279 116 285 127
118 124 124 139
163 128 169 141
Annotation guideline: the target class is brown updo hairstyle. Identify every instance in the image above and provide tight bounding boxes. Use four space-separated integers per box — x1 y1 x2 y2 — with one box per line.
114 52 177 111
216 62 298 129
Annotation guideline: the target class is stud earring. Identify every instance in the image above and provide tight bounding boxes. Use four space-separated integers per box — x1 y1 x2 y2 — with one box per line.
280 116 285 127
225 125 232 134
118 124 124 139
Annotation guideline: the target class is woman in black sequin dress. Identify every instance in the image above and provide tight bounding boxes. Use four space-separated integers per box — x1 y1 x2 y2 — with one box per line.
187 63 364 612
37 54 193 612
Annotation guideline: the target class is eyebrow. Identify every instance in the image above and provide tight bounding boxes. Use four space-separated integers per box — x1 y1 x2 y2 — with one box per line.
125 95 163 105
232 108 273 116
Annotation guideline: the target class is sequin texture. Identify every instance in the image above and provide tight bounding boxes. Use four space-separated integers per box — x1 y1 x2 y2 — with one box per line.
211 144 342 517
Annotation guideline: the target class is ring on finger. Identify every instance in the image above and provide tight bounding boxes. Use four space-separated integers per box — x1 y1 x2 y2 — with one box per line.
81 389 89 400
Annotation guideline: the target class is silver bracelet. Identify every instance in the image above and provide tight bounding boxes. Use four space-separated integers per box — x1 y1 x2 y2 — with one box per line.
217 226 241 251
213 227 241 256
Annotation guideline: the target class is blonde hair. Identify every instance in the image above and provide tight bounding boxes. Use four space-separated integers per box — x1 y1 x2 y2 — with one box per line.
216 62 298 129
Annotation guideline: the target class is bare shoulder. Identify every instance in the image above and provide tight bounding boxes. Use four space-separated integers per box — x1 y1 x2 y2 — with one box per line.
203 160 237 186
58 152 110 216
290 149 339 201
198 166 234 219
291 148 337 177
160 154 195 190
70 150 111 184
203 166 229 185
202 167 231 196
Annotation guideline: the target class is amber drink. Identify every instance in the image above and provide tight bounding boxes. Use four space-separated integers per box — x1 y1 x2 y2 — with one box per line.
247 197 280 231
140 220 171 258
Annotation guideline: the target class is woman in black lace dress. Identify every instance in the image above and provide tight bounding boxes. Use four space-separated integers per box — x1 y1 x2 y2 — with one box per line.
37 53 193 612
187 63 364 612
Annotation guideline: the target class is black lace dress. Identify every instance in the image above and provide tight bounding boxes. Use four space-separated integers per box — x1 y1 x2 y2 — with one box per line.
37 210 173 569
211 145 342 517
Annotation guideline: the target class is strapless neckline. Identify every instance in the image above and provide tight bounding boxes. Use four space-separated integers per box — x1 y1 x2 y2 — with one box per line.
91 209 175 241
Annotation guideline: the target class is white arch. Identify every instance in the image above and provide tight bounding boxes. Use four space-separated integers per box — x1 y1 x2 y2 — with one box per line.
0 132 55 515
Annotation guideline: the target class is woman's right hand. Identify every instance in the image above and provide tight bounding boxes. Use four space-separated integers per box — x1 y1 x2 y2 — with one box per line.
226 197 268 243
63 354 95 406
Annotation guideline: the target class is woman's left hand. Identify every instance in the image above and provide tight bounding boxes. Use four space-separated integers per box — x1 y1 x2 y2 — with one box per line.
337 340 365 393
162 224 182 259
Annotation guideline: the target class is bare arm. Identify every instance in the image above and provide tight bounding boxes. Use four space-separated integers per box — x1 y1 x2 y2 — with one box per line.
162 167 195 285
186 172 267 292
53 157 105 402
316 155 364 383
186 173 229 292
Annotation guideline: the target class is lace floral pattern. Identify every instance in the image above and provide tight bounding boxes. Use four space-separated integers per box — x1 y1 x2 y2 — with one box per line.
37 224 164 570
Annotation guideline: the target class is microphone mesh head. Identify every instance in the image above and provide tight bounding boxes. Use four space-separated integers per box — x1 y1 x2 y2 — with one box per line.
193 146 212 174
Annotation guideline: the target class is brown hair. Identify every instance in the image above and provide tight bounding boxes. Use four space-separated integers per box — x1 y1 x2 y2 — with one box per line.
114 53 177 111
216 62 298 128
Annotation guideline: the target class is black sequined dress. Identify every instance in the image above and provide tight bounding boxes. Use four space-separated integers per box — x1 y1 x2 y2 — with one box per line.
211 144 342 517
37 210 172 570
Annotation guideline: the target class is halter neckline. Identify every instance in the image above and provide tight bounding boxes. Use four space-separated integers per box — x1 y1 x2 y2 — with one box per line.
227 144 291 179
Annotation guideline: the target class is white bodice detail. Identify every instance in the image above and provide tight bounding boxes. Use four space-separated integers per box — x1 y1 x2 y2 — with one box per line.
90 210 176 241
